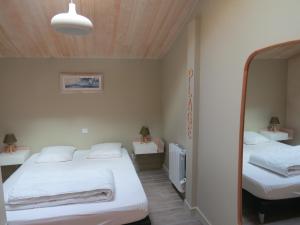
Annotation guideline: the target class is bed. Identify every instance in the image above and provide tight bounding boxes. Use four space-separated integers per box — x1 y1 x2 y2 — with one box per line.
243 141 300 223
3 149 150 225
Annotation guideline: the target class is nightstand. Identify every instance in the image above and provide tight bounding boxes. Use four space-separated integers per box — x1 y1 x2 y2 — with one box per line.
0 147 31 181
132 138 164 171
260 129 293 142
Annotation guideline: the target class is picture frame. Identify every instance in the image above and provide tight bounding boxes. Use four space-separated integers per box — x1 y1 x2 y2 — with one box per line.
60 73 103 94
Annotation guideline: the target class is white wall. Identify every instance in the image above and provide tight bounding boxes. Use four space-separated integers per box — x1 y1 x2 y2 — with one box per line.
196 1 300 225
0 59 162 154
162 26 188 158
161 18 200 206
286 54 300 144
245 59 287 131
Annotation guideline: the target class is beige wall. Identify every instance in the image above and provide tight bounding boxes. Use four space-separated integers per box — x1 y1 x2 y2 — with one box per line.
186 18 201 207
196 1 300 225
286 55 300 144
162 27 188 156
245 59 287 131
161 18 200 206
0 58 162 154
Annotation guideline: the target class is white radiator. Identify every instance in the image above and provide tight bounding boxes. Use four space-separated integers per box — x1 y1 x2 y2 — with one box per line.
168 143 186 193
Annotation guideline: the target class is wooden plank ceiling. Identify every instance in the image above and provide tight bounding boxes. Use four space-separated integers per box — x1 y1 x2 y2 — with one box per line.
0 0 198 59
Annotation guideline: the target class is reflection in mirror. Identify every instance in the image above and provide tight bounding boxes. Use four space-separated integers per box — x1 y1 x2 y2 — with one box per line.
242 43 300 225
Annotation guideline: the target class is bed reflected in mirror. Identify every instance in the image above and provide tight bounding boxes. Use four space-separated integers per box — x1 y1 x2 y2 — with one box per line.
242 42 300 225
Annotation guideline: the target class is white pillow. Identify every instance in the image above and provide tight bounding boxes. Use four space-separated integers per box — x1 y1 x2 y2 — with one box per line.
36 146 76 163
87 143 122 159
244 131 270 145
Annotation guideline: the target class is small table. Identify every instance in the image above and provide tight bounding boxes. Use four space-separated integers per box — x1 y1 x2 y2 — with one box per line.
260 130 292 142
133 142 160 155
0 148 31 181
132 138 164 171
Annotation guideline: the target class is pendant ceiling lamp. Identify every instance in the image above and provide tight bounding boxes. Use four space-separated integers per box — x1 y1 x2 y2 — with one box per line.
51 0 93 36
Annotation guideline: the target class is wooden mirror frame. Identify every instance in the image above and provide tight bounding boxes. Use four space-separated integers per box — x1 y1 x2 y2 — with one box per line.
237 39 300 225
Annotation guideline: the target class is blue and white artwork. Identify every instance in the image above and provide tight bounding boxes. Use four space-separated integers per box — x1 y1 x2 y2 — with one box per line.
65 77 99 88
61 73 103 93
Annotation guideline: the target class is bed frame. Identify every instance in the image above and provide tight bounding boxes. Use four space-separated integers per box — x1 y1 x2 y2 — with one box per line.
125 216 151 225
243 190 300 224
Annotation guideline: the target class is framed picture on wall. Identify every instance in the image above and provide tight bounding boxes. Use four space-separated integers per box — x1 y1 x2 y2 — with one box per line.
60 73 103 93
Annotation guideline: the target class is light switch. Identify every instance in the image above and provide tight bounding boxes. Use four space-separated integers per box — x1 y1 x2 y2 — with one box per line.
81 128 88 134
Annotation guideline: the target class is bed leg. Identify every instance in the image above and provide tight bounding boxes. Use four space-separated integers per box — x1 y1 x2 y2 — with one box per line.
258 212 265 224
257 200 268 224
124 216 151 225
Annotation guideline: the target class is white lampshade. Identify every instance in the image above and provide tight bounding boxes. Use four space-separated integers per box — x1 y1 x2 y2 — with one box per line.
51 2 93 35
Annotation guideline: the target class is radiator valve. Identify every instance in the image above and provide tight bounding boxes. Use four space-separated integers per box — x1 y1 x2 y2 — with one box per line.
180 178 187 185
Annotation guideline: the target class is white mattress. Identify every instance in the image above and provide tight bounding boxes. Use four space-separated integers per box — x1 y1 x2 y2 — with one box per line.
4 149 149 225
243 142 300 200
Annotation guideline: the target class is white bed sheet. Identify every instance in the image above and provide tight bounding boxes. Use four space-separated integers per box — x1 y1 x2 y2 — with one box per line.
243 142 300 200
4 149 149 225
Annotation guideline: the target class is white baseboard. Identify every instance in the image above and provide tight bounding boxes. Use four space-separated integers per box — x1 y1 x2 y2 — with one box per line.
184 199 212 225
162 164 169 175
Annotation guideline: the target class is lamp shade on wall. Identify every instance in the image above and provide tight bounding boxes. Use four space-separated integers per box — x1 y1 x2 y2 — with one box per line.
270 117 280 125
269 117 280 132
3 133 17 145
139 126 150 137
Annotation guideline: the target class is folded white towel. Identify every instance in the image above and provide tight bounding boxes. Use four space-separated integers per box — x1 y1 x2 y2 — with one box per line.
6 164 115 210
249 146 300 177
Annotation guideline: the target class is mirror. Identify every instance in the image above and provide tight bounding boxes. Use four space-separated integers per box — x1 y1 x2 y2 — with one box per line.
241 42 300 225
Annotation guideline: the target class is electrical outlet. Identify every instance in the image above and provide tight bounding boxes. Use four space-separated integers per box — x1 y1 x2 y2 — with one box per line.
81 128 88 134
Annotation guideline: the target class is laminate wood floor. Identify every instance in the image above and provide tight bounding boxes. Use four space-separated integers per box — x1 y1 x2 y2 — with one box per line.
138 170 203 225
